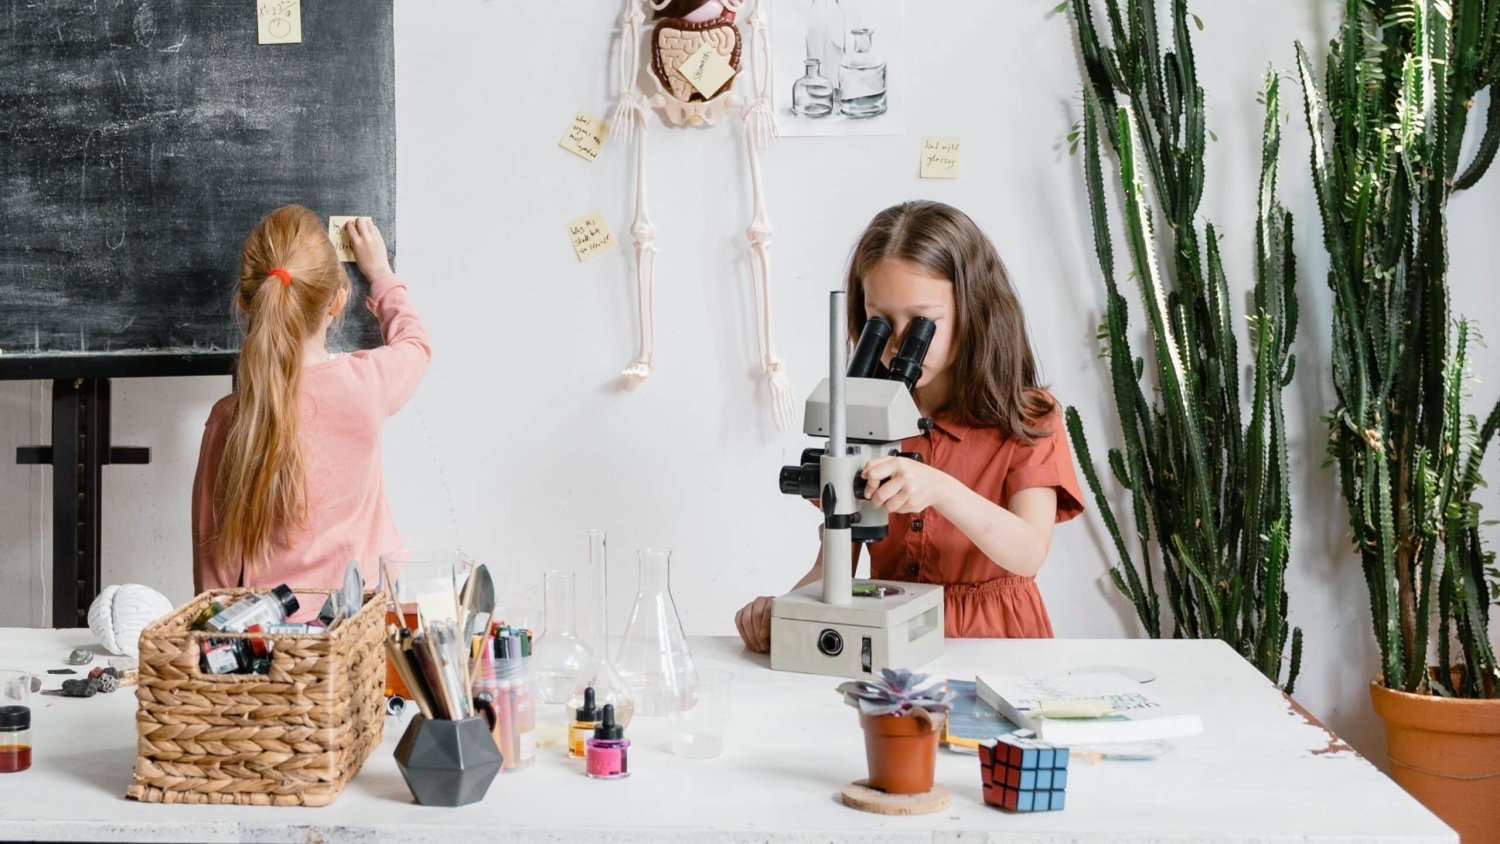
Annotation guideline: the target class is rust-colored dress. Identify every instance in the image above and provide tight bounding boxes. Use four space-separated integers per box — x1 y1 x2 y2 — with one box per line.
862 409 1084 639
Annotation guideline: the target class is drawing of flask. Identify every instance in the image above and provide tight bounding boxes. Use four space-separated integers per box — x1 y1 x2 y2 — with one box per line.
805 0 846 102
838 27 887 118
792 59 835 117
616 548 696 717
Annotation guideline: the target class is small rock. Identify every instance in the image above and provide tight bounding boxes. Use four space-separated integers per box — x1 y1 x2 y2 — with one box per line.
65 648 95 666
99 675 120 694
46 669 76 675
88 667 105 679
60 678 98 698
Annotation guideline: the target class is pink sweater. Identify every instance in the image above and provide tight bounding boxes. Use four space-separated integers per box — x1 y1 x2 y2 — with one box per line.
192 273 431 606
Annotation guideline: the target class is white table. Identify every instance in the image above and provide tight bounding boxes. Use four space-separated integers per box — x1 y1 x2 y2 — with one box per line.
0 629 1453 843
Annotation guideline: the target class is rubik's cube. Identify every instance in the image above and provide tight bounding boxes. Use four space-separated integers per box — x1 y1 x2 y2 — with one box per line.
979 734 1069 812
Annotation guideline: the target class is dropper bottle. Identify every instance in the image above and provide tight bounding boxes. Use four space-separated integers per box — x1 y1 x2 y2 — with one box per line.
584 703 630 779
569 687 600 759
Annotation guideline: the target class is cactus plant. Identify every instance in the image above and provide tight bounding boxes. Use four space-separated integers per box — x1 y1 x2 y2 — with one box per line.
1296 0 1499 698
837 669 954 722
1062 0 1302 691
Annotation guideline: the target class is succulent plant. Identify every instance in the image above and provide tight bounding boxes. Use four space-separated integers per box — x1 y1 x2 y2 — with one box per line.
837 669 954 722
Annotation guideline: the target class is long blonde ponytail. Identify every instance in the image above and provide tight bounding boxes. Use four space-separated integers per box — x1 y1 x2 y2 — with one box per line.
215 205 350 577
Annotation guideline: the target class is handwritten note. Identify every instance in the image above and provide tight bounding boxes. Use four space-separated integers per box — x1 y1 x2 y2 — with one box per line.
920 137 962 179
328 216 368 263
559 110 611 163
677 42 736 99
567 210 617 262
257 0 302 45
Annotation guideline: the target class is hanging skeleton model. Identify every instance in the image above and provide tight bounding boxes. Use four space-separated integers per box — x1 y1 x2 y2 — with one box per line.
609 0 797 432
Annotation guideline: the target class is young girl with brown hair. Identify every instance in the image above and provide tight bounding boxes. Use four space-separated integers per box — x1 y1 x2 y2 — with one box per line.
735 200 1083 649
193 205 430 598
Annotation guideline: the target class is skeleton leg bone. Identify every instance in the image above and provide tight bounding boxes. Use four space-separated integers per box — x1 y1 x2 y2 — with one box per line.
622 103 658 384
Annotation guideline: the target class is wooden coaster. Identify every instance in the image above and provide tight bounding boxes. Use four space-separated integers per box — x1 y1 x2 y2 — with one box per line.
840 780 951 815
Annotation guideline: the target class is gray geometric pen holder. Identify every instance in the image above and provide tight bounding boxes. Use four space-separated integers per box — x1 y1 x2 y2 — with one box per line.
393 714 504 807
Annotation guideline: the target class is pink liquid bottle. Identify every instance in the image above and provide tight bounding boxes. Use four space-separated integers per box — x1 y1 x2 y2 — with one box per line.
584 704 630 779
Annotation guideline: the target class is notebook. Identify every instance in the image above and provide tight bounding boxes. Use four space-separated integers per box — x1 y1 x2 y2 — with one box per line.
975 672 1203 745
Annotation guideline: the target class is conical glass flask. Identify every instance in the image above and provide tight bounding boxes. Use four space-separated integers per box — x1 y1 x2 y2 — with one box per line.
616 548 697 717
532 570 593 704
567 530 635 726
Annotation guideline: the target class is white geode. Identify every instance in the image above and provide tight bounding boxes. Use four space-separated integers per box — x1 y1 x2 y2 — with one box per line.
88 584 174 657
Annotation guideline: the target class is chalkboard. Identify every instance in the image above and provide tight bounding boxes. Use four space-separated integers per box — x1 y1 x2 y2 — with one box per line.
0 0 396 379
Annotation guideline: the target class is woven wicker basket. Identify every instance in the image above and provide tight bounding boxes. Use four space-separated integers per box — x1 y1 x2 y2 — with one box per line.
125 588 386 807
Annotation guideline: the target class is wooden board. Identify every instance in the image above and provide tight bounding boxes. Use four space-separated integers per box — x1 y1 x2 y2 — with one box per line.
0 0 395 377
840 780 951 815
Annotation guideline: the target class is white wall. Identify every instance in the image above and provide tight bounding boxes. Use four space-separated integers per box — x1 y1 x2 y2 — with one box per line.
3 0 1498 765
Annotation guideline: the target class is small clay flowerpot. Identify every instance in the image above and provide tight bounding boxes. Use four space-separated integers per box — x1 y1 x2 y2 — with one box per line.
859 711 944 795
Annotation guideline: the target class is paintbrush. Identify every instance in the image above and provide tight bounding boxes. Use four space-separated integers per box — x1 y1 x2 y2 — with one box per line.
384 628 435 719
411 630 454 720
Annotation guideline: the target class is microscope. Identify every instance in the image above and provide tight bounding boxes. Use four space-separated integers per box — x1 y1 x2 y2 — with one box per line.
769 291 945 678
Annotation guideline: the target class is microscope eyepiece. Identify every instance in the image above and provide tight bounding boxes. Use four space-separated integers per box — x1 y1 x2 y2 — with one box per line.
886 316 936 391
847 316 892 379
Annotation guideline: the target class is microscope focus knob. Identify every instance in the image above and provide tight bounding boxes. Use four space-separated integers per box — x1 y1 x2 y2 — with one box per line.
779 463 821 499
898 452 924 464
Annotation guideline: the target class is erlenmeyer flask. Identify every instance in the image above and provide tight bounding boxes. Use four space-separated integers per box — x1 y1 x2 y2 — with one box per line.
567 530 635 726
616 548 696 717
532 571 594 704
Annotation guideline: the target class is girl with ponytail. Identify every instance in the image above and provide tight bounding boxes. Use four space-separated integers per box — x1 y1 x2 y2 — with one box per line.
192 205 431 599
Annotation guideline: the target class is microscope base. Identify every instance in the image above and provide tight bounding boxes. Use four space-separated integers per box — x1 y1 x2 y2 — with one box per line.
770 580 944 678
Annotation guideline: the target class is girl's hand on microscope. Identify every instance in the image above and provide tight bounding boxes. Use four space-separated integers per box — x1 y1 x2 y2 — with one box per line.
735 595 774 653
863 456 956 515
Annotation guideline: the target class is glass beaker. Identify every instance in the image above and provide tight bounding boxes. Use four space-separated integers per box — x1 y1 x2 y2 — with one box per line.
792 59 835 117
838 28 888 118
567 530 635 726
616 548 696 717
532 571 594 704
378 549 475 698
670 668 733 759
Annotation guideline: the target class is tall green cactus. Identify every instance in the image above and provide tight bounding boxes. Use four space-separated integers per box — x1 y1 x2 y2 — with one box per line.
1063 0 1302 691
1297 0 1499 698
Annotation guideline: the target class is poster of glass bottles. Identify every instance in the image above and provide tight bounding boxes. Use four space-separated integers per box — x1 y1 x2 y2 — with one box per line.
772 0 906 137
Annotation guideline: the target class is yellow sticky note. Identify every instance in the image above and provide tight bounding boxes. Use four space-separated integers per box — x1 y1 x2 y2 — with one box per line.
328 216 369 263
677 42 737 99
567 210 617 262
560 110 611 163
920 137 962 179
257 0 302 45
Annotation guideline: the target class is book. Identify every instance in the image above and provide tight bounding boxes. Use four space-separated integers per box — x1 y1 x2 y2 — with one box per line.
975 672 1203 745
942 679 1020 752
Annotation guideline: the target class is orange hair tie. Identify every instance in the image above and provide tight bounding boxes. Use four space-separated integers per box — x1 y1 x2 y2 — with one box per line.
267 268 292 287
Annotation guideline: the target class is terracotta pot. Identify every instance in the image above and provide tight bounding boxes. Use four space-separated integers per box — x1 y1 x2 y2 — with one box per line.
1370 680 1500 843
858 711 943 795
